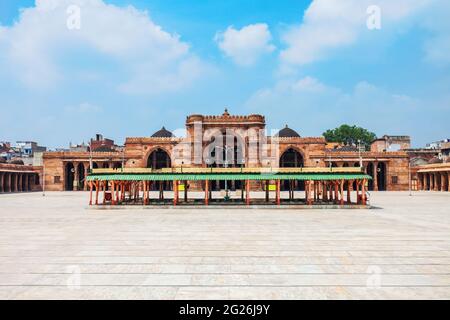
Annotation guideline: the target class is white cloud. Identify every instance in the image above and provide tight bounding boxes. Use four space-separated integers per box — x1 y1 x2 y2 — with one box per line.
244 76 438 140
280 0 433 65
65 102 102 113
215 23 275 66
0 0 205 93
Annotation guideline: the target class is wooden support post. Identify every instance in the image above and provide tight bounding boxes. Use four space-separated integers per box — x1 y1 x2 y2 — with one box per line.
323 182 328 201
95 180 99 205
143 179 147 205
334 181 339 204
205 180 209 205
276 179 281 205
102 181 106 204
328 183 333 201
184 180 188 202
111 181 116 205
347 180 351 204
340 179 344 206
356 180 361 204
306 180 312 205
265 180 269 202
313 181 317 201
306 181 310 205
362 179 367 205
89 180 93 205
245 179 250 205
173 180 178 206
116 181 121 204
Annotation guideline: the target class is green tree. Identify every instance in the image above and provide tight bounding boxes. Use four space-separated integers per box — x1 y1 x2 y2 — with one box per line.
323 125 377 150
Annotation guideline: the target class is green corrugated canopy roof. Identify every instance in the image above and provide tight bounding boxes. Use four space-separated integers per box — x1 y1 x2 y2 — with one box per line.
86 173 371 181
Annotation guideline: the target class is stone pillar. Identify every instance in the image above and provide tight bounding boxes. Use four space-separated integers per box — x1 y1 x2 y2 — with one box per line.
420 173 424 190
373 161 378 191
434 173 438 191
441 172 446 191
0 172 3 193
7 173 11 192
84 164 89 191
14 173 19 192
448 172 450 192
431 173 434 190
24 174 29 192
73 162 79 191
416 173 421 190
18 174 23 192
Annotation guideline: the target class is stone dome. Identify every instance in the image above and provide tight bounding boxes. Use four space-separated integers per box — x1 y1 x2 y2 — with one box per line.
151 126 174 138
275 125 300 138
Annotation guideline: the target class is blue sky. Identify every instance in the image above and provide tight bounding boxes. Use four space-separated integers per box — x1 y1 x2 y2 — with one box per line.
0 0 449 148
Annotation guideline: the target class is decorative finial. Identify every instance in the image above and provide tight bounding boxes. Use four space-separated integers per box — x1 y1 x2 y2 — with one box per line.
285 124 288 128
223 108 230 116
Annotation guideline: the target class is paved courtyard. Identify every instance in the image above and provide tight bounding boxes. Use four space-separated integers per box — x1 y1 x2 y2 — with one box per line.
0 191 450 299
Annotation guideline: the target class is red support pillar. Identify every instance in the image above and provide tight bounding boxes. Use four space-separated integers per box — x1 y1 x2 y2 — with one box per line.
89 181 93 205
111 181 116 205
143 180 147 205
334 181 339 204
276 179 281 205
245 179 250 205
117 181 121 204
340 179 344 206
205 180 209 205
329 183 333 201
307 180 313 205
356 180 360 204
347 180 351 204
95 180 99 205
173 180 178 206
362 179 367 205
102 181 106 205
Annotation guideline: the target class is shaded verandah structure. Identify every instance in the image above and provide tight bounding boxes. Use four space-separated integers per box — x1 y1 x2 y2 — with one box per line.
86 167 371 207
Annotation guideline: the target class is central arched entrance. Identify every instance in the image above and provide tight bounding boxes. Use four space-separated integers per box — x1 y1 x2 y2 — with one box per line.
279 148 304 191
377 162 387 191
147 148 172 190
206 133 245 191
65 162 75 191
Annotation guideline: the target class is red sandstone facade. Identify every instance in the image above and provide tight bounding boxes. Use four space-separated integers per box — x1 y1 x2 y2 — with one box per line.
39 110 415 192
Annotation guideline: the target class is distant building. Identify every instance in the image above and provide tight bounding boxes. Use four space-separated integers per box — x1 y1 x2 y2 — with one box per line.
14 141 47 157
425 139 450 150
440 142 450 163
69 142 89 152
90 134 118 152
0 142 13 161
371 135 411 152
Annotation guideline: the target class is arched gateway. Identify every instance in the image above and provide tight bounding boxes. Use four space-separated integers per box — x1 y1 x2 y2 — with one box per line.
279 148 304 191
147 148 172 190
